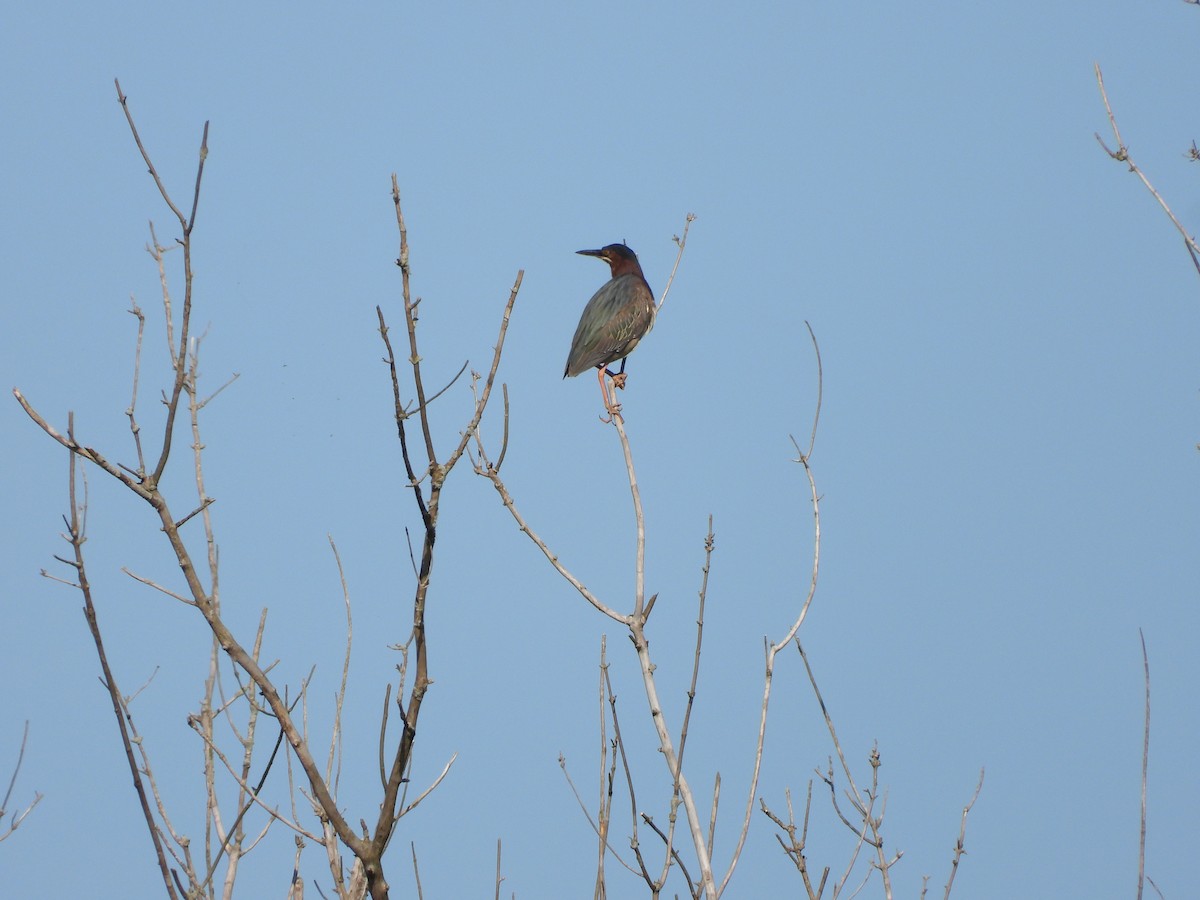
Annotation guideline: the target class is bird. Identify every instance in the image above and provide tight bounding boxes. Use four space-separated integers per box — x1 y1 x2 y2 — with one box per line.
564 243 656 420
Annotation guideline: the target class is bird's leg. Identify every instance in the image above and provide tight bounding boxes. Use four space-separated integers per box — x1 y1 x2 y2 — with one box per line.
605 358 629 392
596 367 622 423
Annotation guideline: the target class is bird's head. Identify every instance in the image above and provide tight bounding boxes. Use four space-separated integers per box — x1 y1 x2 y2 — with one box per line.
577 243 643 279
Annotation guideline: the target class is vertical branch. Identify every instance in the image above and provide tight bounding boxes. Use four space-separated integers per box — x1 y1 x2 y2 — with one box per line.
594 636 610 900
611 413 717 897
186 335 235 612
377 307 431 527
612 415 647 619
657 212 696 313
114 81 211 485
942 769 984 900
326 536 354 793
675 521 714 791
410 843 425 900
202 634 219 880
0 722 42 842
494 839 504 900
626 612 715 897
1136 630 1150 900
391 175 437 467
125 298 148 477
599 663 661 890
366 185 523 900
60 415 180 899
720 324 824 896
650 521 715 888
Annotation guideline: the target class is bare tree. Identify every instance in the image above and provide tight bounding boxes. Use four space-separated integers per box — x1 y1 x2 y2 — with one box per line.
473 275 984 897
15 83 986 899
14 80 521 899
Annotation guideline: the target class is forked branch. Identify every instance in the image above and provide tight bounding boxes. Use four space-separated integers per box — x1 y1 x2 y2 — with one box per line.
0 722 42 843
1093 63 1200 279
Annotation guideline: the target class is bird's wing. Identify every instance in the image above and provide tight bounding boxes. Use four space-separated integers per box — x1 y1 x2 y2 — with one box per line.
564 275 655 376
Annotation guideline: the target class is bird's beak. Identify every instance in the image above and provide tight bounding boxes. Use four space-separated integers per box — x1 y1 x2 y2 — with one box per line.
576 248 607 260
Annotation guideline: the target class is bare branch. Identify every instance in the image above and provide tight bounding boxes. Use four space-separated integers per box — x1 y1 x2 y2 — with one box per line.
557 751 640 878
595 636 612 899
410 842 425 900
1136 630 1150 900
943 769 984 900
800 321 822 461
477 465 629 622
640 812 697 896
610 412 716 898
398 753 457 818
172 496 215 531
721 326 825 895
657 212 696 312
12 389 152 500
494 384 510 473
114 79 195 232
111 84 209 487
60 419 180 897
326 536 353 793
376 305 430 526
494 838 504 900
677 520 714 787
1093 63 1200 280
121 567 197 605
390 175 437 468
0 722 42 843
125 298 148 477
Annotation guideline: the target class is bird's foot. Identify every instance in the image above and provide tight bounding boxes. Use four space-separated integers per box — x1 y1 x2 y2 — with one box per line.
610 372 628 391
598 401 623 424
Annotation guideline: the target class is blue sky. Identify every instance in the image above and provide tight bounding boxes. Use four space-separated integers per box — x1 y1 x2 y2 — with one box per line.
2 2 1197 897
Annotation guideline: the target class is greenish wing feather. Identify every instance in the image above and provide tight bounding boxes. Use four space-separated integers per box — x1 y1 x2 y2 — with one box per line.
565 275 655 376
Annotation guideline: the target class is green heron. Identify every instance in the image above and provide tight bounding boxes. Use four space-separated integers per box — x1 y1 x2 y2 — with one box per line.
564 243 656 420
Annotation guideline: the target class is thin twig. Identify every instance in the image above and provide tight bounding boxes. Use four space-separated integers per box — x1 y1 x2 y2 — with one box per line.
595 636 611 900
398 753 457 818
112 82 210 486
0 722 42 842
326 536 353 793
677 520 714 785
558 752 640 876
377 306 430 526
612 412 716 898
62 417 180 898
721 326 825 896
194 720 291 893
494 384 510 474
640 812 697 896
476 465 629 622
391 175 437 467
802 321 822 461
411 842 424 900
495 838 504 900
657 213 696 312
1093 63 1200 280
125 298 147 477
673 520 715 879
1136 630 1150 900
121 567 196 605
942 769 984 900
114 80 191 230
